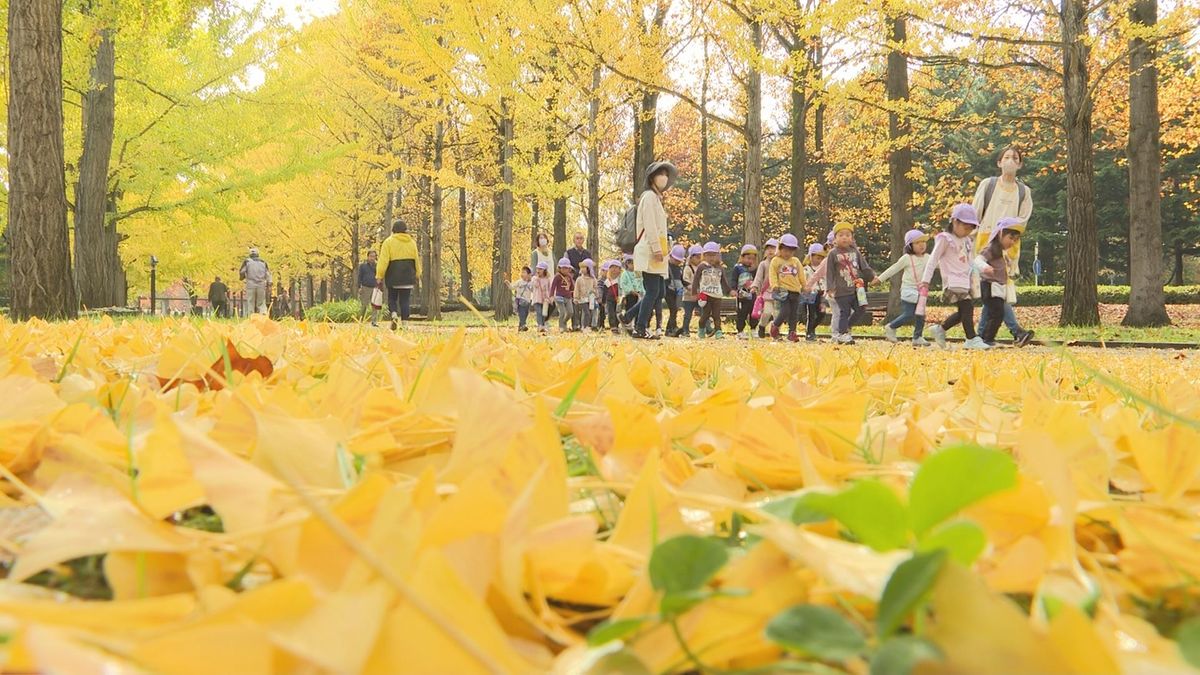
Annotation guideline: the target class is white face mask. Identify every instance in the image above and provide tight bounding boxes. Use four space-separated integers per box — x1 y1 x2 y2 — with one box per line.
1000 157 1019 176
654 174 669 190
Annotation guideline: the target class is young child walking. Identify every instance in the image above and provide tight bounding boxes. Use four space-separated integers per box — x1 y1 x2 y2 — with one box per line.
752 238 778 337
691 242 731 338
574 259 599 332
801 244 826 341
976 217 1026 346
512 266 534 331
874 229 931 346
732 244 759 339
551 258 576 333
618 255 644 331
920 204 988 349
768 234 806 342
680 244 702 337
531 261 553 333
810 224 875 344
602 260 623 334
666 245 687 336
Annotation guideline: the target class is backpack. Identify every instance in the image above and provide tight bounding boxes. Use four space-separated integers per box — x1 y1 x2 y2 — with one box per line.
980 177 1028 221
616 203 641 254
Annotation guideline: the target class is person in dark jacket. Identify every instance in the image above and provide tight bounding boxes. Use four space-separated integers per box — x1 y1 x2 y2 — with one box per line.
565 232 592 330
207 277 229 318
375 220 420 330
357 250 379 325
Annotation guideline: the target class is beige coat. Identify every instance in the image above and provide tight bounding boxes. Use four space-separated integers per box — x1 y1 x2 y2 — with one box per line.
633 190 669 277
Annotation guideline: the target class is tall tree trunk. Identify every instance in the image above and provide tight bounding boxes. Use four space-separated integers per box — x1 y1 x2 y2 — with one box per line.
811 41 832 235
75 26 118 309
458 186 473 302
885 13 914 319
700 35 712 229
552 153 568 261
1060 0 1101 326
587 66 602 258
493 105 514 320
789 72 808 241
382 170 397 240
742 19 764 247
7 0 76 320
350 212 360 283
427 113 444 320
1171 242 1183 285
1122 0 1169 326
633 90 659 202
530 147 541 249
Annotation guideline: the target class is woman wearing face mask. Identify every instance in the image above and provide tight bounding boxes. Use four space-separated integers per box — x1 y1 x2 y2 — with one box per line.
624 160 676 340
530 232 554 273
971 145 1035 347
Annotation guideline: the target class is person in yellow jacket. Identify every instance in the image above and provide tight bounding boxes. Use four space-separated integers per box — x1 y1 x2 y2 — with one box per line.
376 220 421 330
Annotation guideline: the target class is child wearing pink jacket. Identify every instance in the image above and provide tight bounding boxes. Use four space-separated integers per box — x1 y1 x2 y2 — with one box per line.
920 203 988 349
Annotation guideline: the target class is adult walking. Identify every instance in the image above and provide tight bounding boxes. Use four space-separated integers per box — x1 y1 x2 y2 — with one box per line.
207 276 229 318
972 145 1034 346
530 233 554 272
239 248 271 315
566 231 592 330
623 160 675 340
357 250 379 326
376 220 421 330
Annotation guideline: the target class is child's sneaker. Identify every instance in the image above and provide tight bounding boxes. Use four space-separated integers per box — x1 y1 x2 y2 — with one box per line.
912 336 930 346
769 324 781 340
697 326 708 339
963 337 992 350
787 332 801 343
805 334 817 342
390 313 399 331
737 330 750 340
930 325 947 348
835 333 854 344
713 330 725 339
885 326 898 343
1015 330 1035 347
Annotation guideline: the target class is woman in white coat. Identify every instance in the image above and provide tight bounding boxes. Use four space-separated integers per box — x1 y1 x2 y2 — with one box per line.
624 160 676 340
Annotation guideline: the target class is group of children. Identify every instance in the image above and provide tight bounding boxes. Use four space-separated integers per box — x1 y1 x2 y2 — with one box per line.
510 202 1032 349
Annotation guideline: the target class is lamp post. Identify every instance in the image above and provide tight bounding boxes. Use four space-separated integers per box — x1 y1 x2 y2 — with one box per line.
149 256 158 315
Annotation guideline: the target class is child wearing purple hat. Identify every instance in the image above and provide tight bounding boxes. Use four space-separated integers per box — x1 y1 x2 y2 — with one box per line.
731 244 759 339
680 244 703 337
921 204 987 349
665 244 687 336
551 257 576 333
976 217 1027 346
691 242 731 338
874 229 931 345
574 259 599 332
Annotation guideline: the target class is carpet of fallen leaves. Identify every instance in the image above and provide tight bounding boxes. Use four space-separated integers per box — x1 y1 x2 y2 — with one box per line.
2 315 1200 674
